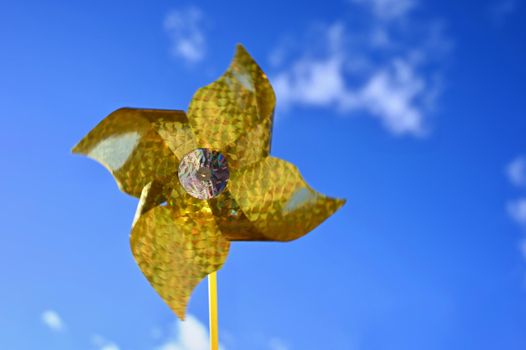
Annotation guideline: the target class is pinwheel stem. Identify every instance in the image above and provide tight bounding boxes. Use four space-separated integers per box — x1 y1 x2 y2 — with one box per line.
208 271 219 350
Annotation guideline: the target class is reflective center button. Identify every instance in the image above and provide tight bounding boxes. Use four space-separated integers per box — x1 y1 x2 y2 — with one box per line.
196 167 212 181
177 148 229 200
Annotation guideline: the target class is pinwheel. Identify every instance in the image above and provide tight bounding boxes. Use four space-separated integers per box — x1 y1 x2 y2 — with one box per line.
73 45 345 335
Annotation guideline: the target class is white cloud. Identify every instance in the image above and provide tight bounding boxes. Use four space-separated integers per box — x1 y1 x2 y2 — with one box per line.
91 334 120 350
505 157 526 267
272 23 347 109
101 344 120 350
41 310 64 332
273 54 347 109
271 7 450 136
350 0 416 20
274 52 429 135
269 337 289 350
507 156 526 187
355 59 427 134
508 198 526 227
164 7 206 63
156 314 225 350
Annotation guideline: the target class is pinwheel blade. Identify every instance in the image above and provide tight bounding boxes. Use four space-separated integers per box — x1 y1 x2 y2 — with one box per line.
228 157 346 241
130 204 230 320
187 44 275 170
72 108 197 197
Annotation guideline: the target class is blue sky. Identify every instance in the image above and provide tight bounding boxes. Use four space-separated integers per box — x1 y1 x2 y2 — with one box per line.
1 0 526 349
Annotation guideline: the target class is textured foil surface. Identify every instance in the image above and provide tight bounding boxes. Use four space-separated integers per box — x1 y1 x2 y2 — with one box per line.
73 44 346 320
130 202 230 320
187 45 275 170
72 108 195 198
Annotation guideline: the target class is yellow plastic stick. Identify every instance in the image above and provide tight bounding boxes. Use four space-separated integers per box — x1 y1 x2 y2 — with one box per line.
208 271 219 350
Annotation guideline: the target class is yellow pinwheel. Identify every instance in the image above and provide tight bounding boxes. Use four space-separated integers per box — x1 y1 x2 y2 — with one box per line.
73 45 345 320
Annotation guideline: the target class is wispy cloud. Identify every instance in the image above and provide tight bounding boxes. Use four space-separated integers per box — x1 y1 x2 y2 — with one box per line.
507 156 526 187
41 310 65 332
156 314 225 350
270 0 451 136
506 156 526 269
508 198 526 227
350 0 416 20
353 58 431 134
506 156 526 228
164 7 206 63
268 337 289 350
91 334 121 350
39 309 281 350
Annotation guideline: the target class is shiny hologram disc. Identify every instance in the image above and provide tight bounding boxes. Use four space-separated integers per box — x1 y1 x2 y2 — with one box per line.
178 148 229 199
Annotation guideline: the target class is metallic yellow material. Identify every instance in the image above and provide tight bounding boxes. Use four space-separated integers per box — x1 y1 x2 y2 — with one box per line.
208 272 219 350
72 108 195 198
228 157 346 241
132 181 166 226
130 205 230 320
73 44 345 321
187 45 275 169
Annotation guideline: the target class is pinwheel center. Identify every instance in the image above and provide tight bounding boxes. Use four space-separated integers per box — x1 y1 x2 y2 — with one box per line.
177 148 230 200
196 167 212 181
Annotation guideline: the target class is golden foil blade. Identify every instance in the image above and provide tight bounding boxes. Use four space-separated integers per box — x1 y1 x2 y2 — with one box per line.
72 108 196 197
132 180 168 226
228 157 346 241
73 44 346 321
207 189 268 241
187 44 275 170
130 204 230 320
